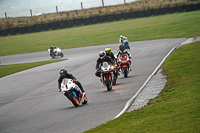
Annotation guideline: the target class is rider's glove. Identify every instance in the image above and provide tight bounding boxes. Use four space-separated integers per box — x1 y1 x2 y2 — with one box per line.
73 78 77 82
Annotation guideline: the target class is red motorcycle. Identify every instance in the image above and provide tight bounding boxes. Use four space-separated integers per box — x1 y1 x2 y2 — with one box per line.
118 54 131 77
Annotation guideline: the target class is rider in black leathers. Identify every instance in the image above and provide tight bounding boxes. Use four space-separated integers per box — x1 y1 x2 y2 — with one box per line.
105 47 119 76
50 45 56 54
105 47 116 62
58 68 85 93
95 51 115 77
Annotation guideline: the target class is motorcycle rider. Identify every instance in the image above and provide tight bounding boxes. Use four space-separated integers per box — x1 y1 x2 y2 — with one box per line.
117 45 131 58
119 35 128 44
95 51 115 77
50 45 56 54
105 47 116 61
105 47 119 75
119 35 130 50
117 45 132 71
58 68 86 94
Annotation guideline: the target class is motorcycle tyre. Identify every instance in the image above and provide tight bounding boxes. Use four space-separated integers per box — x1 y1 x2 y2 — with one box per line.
112 75 116 85
106 82 112 91
60 52 64 57
66 93 79 107
52 54 55 58
105 75 112 91
123 67 128 78
82 95 88 104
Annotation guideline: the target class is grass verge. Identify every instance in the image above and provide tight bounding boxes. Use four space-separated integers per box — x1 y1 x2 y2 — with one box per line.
0 10 200 56
0 59 66 78
84 41 200 133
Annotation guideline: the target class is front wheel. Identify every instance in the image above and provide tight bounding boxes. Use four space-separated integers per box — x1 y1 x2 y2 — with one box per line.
82 95 88 104
106 82 112 91
60 52 64 57
123 67 128 78
51 53 55 58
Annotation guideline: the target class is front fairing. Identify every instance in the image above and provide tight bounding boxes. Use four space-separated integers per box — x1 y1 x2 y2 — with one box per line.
61 78 75 93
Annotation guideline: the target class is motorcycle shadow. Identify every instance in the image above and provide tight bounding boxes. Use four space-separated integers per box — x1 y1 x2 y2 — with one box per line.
118 75 134 79
58 103 89 110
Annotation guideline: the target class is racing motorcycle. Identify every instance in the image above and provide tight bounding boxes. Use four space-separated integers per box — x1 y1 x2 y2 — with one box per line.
60 78 88 107
100 62 115 91
118 54 131 78
122 39 130 50
48 47 64 58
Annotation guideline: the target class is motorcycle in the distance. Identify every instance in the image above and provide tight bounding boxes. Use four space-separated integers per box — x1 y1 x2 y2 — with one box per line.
60 78 88 107
48 47 64 58
122 39 130 50
118 54 131 77
100 62 115 91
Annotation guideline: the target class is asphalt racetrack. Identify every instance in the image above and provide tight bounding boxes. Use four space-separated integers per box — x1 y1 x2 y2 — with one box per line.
0 38 186 133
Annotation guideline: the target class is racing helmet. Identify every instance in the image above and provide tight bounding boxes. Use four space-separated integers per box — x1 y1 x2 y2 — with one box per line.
60 68 67 76
119 44 125 52
120 35 123 38
99 51 106 59
105 47 111 56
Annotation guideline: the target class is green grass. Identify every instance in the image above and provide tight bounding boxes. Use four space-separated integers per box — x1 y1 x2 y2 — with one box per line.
0 11 200 56
84 41 200 133
0 59 66 78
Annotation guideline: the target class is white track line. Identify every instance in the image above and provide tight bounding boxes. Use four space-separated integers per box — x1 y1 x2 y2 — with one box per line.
113 38 194 119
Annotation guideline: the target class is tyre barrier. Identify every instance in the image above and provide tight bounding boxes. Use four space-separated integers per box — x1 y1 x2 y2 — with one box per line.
67 20 74 27
1 4 200 36
99 15 106 23
50 22 59 30
74 18 83 26
18 27 26 34
34 24 42 32
90 16 98 24
9 28 18 35
169 6 177 13
26 26 34 33
59 20 68 29
42 23 50 31
106 14 114 22
83 18 91 25
114 14 123 21
145 9 154 17
122 12 130 19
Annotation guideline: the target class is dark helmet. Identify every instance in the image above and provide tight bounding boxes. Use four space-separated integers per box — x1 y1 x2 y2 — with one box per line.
119 45 125 52
60 68 67 76
105 47 111 56
99 51 106 59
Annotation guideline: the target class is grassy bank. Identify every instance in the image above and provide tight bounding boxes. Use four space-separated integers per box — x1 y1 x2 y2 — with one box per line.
1 0 198 29
0 59 66 78
0 10 200 56
84 41 200 133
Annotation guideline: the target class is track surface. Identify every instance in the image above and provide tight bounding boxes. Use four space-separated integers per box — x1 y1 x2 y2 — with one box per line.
0 38 186 133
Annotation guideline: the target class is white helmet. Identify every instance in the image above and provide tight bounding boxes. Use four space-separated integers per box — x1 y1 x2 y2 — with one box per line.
99 51 106 59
